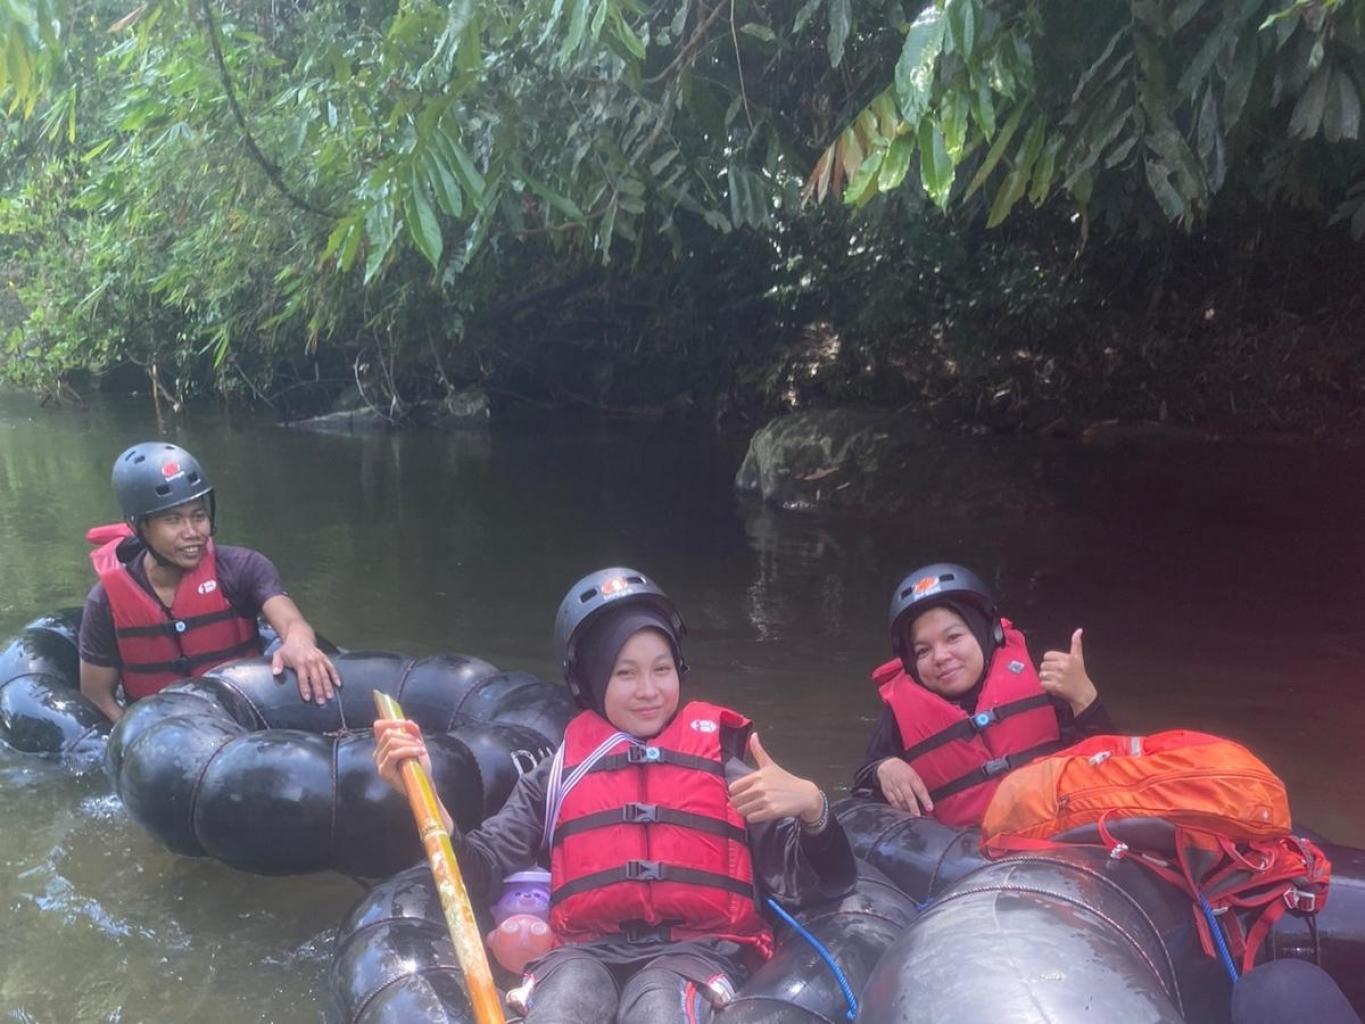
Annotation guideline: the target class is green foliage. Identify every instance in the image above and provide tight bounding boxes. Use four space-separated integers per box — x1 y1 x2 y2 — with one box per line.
1 0 1363 418
809 0 1365 238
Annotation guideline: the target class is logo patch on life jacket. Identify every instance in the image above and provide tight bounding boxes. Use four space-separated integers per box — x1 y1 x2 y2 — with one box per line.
690 719 718 733
197 579 218 595
1008 660 1025 674
913 575 941 597
161 460 184 480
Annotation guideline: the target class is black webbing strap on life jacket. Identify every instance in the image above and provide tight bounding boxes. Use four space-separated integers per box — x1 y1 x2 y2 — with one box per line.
121 636 261 676
550 860 756 906
574 746 726 778
552 802 748 845
927 739 1063 803
113 607 246 639
900 693 1054 764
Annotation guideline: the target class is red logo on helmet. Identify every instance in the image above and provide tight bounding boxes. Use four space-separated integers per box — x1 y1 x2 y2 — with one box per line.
913 576 941 597
161 461 182 478
601 576 628 597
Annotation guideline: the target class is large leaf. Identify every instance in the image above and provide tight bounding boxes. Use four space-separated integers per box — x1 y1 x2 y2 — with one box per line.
1289 64 1330 139
404 167 443 269
942 88 969 163
919 120 954 209
946 0 975 58
827 0 851 68
894 6 946 126
1322 68 1361 143
423 148 463 219
986 163 1027 227
878 134 914 192
844 144 885 206
964 102 1025 199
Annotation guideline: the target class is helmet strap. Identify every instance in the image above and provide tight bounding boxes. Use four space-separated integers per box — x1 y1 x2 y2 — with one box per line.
130 517 185 572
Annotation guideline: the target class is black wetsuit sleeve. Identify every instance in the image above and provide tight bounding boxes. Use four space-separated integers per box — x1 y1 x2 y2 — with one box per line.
850 707 902 801
724 756 858 908
1052 696 1116 745
452 756 552 902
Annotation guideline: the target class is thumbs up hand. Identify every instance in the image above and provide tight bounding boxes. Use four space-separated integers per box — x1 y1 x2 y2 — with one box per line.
1039 628 1099 714
728 732 825 825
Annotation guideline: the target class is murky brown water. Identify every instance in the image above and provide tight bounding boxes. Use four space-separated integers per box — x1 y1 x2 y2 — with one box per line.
2 392 1362 1022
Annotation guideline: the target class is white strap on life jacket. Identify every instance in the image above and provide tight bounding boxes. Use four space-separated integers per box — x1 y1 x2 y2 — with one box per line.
541 730 637 853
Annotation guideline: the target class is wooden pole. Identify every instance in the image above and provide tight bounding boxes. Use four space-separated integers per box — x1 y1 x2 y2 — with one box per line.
372 691 506 1024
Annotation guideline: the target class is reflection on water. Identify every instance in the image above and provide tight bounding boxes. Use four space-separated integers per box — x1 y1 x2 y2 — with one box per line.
1 391 1363 1021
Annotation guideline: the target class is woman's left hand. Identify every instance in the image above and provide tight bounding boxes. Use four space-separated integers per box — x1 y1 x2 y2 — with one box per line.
728 732 825 825
1038 628 1098 714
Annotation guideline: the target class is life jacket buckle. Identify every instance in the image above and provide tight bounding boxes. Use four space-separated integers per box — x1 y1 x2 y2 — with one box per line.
173 620 188 634
621 919 673 943
982 756 1011 778
971 709 998 732
627 745 662 764
1284 888 1318 913
623 802 659 824
625 859 663 881
172 656 192 675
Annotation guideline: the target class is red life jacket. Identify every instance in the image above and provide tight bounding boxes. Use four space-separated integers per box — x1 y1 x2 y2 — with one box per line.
874 620 1061 828
86 523 262 699
548 701 774 959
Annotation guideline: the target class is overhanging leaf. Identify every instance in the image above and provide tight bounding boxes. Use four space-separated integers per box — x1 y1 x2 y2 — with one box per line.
894 6 946 125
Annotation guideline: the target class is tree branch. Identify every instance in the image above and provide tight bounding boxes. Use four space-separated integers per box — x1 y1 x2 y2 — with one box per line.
199 0 336 218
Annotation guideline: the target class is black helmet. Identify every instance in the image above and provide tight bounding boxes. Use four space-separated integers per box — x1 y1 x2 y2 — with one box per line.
112 442 215 523
554 568 687 709
889 563 1003 668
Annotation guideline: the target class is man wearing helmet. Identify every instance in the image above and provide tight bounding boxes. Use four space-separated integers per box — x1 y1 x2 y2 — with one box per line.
373 568 856 1023
852 563 1115 827
78 441 339 722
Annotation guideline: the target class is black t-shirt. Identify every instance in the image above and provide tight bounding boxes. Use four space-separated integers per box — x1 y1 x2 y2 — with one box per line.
79 541 286 668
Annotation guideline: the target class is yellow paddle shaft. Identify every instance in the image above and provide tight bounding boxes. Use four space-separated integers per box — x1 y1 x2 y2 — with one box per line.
372 691 506 1024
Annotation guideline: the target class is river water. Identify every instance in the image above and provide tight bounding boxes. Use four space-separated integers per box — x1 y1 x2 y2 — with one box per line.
1 392 1363 1022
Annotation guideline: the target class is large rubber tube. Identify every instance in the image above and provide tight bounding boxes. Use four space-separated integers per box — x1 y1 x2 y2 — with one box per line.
834 797 988 903
1265 838 1365 1014
329 861 918 1024
840 801 1365 1023
855 848 1198 1024
0 609 109 763
106 652 573 876
716 865 919 1023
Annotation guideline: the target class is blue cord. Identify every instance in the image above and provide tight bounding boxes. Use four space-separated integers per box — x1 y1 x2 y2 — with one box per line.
766 896 858 1021
1197 893 1241 984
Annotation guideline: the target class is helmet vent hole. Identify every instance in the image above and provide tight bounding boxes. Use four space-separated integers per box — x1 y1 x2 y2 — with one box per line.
578 588 598 603
187 472 199 484
154 483 172 496
941 573 956 582
132 454 145 464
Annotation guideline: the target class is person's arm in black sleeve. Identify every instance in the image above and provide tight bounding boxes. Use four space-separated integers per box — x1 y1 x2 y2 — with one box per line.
454 757 553 903
721 722 857 908
850 706 902 800
1050 695 1116 745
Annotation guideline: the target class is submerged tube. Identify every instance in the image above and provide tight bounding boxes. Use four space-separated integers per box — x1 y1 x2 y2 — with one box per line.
329 862 918 1024
107 652 573 876
0 609 109 763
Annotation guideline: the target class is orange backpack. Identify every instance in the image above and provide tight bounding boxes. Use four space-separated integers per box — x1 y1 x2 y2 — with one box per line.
979 730 1331 974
